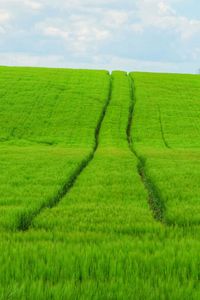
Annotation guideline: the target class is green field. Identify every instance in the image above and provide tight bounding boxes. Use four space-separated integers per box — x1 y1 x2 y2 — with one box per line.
0 66 200 299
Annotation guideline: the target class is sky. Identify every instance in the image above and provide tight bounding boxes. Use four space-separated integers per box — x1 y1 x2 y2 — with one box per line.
0 0 200 73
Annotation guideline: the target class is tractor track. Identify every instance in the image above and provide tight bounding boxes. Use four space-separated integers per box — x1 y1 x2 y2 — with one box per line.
17 75 113 231
126 74 166 224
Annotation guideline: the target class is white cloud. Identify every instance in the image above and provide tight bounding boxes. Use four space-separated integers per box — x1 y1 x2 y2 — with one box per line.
0 0 43 12
23 0 43 11
38 19 111 54
0 9 12 36
103 10 128 28
0 52 65 67
158 1 175 15
37 9 127 54
38 0 124 10
0 0 199 73
131 23 143 34
132 0 200 41
0 0 124 13
0 9 11 23
42 26 69 39
36 7 130 55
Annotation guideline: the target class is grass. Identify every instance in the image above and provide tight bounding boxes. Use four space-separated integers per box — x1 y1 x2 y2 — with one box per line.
130 72 200 225
32 71 158 234
0 67 200 299
0 66 110 230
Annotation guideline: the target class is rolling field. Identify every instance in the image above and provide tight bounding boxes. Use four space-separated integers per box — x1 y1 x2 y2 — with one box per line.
131 72 200 225
0 66 200 299
0 67 110 230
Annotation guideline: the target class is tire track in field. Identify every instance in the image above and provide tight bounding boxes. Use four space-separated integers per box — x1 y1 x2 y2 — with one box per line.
127 74 166 223
158 105 171 149
17 75 112 231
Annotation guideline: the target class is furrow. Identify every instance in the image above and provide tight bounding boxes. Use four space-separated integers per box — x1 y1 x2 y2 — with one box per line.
17 76 112 231
127 75 166 224
158 105 171 149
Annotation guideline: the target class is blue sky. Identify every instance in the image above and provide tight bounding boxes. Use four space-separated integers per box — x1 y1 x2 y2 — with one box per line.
0 0 200 73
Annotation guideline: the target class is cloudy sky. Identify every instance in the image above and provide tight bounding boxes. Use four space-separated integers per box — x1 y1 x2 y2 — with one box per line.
0 0 200 73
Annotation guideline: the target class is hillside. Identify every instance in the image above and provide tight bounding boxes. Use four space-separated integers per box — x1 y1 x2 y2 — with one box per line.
0 66 200 299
